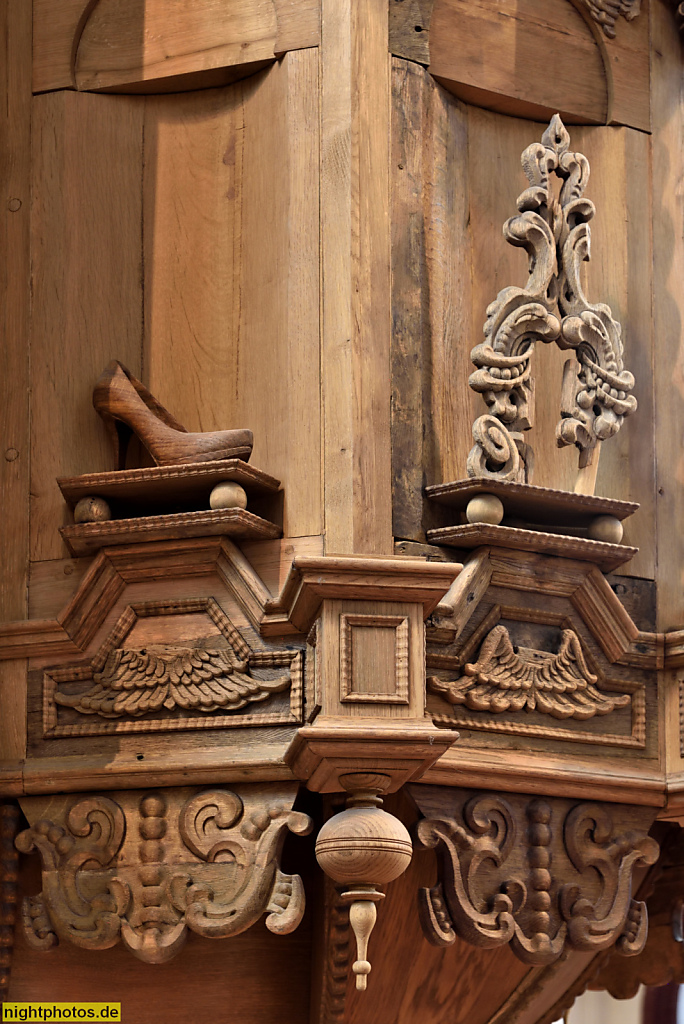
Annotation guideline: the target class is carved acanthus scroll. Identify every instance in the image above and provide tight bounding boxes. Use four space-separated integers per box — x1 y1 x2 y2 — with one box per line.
467 116 637 484
415 790 658 965
428 624 631 721
578 0 641 38
16 785 312 964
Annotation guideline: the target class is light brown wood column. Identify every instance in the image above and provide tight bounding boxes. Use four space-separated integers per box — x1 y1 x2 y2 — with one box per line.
320 0 393 555
0 0 31 779
652 0 684 787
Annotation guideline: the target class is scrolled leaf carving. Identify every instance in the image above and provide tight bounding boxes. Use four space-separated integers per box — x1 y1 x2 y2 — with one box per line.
415 788 658 966
467 115 637 483
16 784 312 964
578 0 641 38
16 796 128 950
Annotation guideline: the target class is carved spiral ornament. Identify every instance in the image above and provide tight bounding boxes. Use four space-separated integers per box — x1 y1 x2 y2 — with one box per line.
16 785 312 964
467 115 637 483
416 791 658 965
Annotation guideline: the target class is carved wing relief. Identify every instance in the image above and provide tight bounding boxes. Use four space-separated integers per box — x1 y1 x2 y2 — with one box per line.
44 599 303 736
428 625 630 721
55 646 290 718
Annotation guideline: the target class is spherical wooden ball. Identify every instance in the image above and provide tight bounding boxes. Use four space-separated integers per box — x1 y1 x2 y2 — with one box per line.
209 481 248 511
315 806 412 886
466 493 504 526
73 496 112 524
587 515 623 544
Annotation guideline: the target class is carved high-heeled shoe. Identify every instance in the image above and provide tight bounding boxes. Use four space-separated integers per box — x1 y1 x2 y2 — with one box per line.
93 361 253 468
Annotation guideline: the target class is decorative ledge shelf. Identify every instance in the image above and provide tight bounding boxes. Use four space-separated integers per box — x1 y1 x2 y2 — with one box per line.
58 458 280 513
425 478 638 527
60 507 281 557
57 459 282 556
426 522 637 572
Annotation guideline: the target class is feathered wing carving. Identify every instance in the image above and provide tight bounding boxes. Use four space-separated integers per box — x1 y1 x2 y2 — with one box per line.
55 646 290 718
428 625 630 721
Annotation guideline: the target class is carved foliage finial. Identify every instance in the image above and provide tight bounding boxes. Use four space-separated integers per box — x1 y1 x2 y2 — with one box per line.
467 115 637 484
417 793 658 965
16 786 312 963
579 0 642 39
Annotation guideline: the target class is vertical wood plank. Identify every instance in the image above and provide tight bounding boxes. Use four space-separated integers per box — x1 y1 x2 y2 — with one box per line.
0 661 26 767
30 92 144 562
238 51 322 538
425 79 475 491
651 0 684 773
145 56 321 539
573 125 655 579
0 0 31 619
321 0 393 554
652 0 684 630
390 60 430 542
144 85 244 431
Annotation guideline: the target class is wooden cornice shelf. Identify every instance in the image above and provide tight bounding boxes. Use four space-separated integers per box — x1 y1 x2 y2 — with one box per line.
269 555 462 632
58 459 280 512
425 478 639 527
60 508 281 557
426 523 637 572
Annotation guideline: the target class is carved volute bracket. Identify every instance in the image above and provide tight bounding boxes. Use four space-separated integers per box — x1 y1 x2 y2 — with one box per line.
16 784 311 964
413 787 658 966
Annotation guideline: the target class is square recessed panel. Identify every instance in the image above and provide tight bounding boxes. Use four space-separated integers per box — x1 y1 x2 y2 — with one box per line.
339 614 410 704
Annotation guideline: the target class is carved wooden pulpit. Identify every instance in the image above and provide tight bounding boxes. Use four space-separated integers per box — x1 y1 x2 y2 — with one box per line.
1 1 684 1022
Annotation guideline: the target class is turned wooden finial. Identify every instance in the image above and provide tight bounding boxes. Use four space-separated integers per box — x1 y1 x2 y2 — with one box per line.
314 773 412 991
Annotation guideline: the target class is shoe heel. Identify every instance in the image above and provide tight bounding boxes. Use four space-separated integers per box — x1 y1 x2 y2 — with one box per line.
99 411 131 470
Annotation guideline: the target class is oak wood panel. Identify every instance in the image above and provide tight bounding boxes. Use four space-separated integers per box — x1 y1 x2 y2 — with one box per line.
30 91 145 563
33 0 320 94
143 53 321 541
0 0 31 620
652 0 684 632
76 0 319 92
0 661 27 768
321 0 393 555
651 0 684 780
32 0 96 92
429 0 608 125
574 125 654 578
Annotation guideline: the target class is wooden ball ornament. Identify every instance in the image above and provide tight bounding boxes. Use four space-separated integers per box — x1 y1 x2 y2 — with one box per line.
466 493 504 525
315 773 412 991
587 515 623 544
73 496 112 524
209 481 248 510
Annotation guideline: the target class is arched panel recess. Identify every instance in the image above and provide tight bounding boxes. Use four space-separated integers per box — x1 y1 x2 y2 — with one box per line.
32 0 319 94
389 0 650 131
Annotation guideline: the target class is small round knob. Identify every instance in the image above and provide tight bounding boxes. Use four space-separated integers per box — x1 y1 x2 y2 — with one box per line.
315 806 412 885
73 496 112 524
466 493 504 526
587 515 623 544
209 481 248 510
